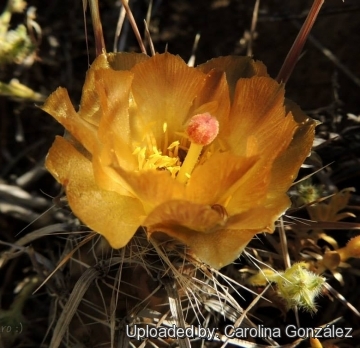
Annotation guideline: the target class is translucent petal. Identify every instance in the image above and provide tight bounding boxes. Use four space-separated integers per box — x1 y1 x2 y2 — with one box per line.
114 166 186 214
145 200 226 234
188 69 230 137
197 56 268 100
225 77 298 161
227 194 290 231
146 200 246 268
94 68 137 171
78 54 110 126
46 136 144 248
41 87 98 154
107 52 150 71
151 223 258 269
267 99 317 196
187 152 268 212
129 53 207 145
185 228 259 268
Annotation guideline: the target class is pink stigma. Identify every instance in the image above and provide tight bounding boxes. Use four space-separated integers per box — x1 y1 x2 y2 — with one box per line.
186 113 219 146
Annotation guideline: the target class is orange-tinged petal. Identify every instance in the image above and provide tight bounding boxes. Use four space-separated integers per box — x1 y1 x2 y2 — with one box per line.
92 152 134 197
46 136 145 248
77 53 149 127
227 194 290 231
148 198 284 267
145 200 226 235
78 54 110 126
225 77 298 160
146 200 246 268
187 152 267 210
95 68 133 143
151 224 258 269
268 101 316 196
129 53 207 144
190 228 259 268
197 56 268 100
188 69 230 137
113 167 186 213
94 68 137 171
219 158 271 215
269 118 315 195
189 228 259 268
107 52 150 71
41 87 98 154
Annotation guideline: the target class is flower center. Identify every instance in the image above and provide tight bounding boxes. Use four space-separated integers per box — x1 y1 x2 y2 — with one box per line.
132 122 182 178
132 113 219 183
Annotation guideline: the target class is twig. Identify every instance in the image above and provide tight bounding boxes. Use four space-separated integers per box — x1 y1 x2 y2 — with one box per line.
121 0 147 54
187 33 200 67
113 2 126 52
247 0 260 57
276 0 325 84
143 0 155 55
144 20 155 56
88 0 106 56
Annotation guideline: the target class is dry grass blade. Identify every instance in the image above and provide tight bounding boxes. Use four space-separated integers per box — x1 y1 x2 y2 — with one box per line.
143 20 155 56
162 278 191 348
113 3 126 52
120 0 147 54
87 0 106 56
0 223 68 268
143 0 155 55
247 0 260 57
0 182 48 208
187 33 200 67
49 266 103 348
276 0 325 83
34 233 97 294
291 220 360 231
216 335 303 348
291 162 334 187
324 283 360 317
278 217 291 269
220 284 275 348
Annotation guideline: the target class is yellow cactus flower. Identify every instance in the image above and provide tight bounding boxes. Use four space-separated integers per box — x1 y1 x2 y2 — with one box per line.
42 52 316 268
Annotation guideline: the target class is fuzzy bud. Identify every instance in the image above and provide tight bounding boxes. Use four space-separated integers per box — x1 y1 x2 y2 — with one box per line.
275 262 325 313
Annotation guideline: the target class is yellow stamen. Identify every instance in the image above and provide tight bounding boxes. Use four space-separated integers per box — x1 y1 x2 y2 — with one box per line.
138 147 146 170
132 147 141 156
167 140 179 150
162 122 168 154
